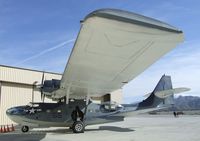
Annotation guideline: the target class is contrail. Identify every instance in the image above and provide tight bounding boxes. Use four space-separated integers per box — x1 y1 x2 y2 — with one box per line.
14 39 75 65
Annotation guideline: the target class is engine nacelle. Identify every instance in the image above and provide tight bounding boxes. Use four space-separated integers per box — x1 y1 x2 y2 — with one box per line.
42 79 61 95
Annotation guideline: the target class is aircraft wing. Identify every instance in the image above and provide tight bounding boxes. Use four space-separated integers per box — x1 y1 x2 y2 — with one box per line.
54 9 184 99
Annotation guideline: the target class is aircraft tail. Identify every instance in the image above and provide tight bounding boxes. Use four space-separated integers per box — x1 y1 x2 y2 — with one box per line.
118 75 190 117
137 74 174 110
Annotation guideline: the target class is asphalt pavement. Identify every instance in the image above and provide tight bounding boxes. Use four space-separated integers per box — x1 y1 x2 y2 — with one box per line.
0 115 199 141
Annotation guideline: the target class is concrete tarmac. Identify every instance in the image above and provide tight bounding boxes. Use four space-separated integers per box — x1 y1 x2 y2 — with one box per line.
0 115 199 141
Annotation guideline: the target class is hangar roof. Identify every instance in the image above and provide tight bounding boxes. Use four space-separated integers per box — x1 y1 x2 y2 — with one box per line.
0 65 61 85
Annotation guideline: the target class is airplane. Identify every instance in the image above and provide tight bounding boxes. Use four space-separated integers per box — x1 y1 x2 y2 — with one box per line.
6 75 190 133
6 9 186 133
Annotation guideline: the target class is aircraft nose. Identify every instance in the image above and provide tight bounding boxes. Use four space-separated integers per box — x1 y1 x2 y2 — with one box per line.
6 108 16 115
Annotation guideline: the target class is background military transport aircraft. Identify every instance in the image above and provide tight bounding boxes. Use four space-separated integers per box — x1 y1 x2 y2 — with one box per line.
6 9 187 133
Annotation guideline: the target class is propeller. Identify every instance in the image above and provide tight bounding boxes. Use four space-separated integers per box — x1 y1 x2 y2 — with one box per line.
40 72 45 102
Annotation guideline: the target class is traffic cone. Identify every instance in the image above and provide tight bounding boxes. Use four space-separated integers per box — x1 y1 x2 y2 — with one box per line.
2 126 5 133
11 124 15 131
4 125 7 133
7 125 10 132
0 126 3 133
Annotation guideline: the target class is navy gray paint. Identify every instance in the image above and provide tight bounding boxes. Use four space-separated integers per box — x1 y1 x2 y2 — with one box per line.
6 75 174 127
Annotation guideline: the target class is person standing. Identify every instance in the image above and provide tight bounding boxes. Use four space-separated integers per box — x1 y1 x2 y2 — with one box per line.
71 106 84 122
173 111 177 117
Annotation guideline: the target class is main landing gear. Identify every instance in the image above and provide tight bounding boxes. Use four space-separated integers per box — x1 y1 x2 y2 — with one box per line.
72 120 85 133
69 94 90 133
21 125 29 133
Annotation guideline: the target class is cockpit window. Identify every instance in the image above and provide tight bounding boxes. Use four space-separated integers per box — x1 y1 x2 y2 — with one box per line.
26 103 32 107
26 103 39 108
32 104 39 108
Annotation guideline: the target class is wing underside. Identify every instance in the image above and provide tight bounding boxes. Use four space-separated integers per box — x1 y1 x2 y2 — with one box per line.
54 9 184 99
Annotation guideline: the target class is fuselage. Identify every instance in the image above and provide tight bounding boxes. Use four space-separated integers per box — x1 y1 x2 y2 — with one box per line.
6 100 139 128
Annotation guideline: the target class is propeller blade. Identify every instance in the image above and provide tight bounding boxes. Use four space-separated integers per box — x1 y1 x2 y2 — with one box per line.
40 72 45 101
42 94 45 102
41 72 45 85
41 92 43 100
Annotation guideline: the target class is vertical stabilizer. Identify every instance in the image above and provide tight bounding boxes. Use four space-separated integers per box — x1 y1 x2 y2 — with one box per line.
153 74 172 92
137 74 174 109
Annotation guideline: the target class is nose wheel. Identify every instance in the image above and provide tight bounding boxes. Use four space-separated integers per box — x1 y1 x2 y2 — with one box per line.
72 121 85 133
21 125 29 133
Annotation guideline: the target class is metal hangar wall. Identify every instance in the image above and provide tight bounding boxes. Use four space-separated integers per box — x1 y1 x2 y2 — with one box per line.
0 65 122 125
0 65 61 125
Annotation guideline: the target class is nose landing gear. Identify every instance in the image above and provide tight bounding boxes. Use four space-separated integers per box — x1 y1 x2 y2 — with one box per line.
21 125 29 133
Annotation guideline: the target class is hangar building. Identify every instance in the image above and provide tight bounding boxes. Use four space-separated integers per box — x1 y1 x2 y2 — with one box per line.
0 65 122 125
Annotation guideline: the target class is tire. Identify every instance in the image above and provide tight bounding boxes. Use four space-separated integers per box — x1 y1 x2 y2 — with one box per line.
21 126 29 133
72 121 85 133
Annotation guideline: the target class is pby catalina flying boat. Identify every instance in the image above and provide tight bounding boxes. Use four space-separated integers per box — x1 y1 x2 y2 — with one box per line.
6 9 188 133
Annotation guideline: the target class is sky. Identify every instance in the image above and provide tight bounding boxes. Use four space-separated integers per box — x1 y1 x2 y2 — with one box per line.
0 0 199 103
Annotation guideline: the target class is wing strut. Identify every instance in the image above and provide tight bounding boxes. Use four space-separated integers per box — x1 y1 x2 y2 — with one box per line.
66 85 71 104
84 91 91 118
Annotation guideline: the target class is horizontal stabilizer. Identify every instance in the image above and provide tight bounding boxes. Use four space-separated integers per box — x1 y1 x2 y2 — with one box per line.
154 87 190 98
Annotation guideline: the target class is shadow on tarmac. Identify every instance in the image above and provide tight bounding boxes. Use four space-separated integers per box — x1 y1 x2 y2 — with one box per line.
32 128 74 135
30 126 135 134
86 126 135 132
0 134 46 141
0 125 134 140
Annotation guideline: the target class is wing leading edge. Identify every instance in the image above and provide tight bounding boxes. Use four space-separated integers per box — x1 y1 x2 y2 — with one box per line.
54 9 184 99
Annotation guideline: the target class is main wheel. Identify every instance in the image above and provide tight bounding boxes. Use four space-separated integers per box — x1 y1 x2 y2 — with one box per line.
72 121 85 133
21 126 29 133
